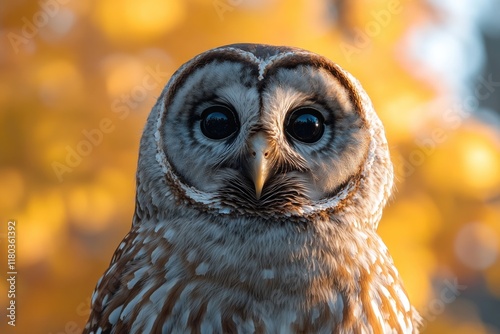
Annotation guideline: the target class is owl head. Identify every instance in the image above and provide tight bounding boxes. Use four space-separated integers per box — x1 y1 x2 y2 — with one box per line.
135 44 393 230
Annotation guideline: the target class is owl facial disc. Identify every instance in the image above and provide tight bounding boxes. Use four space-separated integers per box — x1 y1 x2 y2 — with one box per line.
151 43 392 225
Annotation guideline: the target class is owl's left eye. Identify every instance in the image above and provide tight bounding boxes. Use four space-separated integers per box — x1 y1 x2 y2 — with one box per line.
200 105 239 140
286 107 325 143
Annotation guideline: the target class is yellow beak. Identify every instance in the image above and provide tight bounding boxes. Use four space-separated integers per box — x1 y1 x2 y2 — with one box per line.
249 132 271 200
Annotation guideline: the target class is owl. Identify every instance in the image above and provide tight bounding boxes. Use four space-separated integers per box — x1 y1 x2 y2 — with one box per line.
84 44 421 333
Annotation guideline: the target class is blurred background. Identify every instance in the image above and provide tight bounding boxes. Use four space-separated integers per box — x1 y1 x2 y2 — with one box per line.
1 0 499 333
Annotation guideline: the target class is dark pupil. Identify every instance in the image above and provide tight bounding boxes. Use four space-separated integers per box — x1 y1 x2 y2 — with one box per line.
200 106 237 140
288 109 324 143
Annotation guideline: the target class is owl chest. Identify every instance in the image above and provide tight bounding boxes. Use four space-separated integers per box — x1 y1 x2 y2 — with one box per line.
125 242 347 332
128 262 345 334
119 218 403 332
108 224 411 333
125 257 405 334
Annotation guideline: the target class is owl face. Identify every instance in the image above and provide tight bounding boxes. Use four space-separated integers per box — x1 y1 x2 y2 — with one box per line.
158 45 373 218
140 44 392 226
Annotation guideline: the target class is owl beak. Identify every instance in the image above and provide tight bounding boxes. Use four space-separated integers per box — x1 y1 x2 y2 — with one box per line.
249 132 271 200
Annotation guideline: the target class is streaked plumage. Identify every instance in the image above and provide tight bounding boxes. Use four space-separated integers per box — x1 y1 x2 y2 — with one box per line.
84 43 421 333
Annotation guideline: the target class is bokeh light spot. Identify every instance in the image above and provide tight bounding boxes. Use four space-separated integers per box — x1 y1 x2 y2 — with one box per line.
18 191 66 265
35 59 83 107
454 221 498 270
68 185 117 233
101 54 145 99
93 0 186 43
460 135 500 191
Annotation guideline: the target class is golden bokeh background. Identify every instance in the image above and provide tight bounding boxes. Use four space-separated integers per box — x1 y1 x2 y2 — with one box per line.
1 0 500 333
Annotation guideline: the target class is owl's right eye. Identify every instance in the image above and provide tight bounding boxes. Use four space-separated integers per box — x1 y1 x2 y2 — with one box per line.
200 105 239 140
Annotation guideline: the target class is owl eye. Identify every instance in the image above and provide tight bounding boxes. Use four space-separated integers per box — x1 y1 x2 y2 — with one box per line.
286 107 325 143
200 105 239 140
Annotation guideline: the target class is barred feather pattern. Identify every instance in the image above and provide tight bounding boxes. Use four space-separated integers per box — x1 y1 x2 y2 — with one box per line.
84 44 421 333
